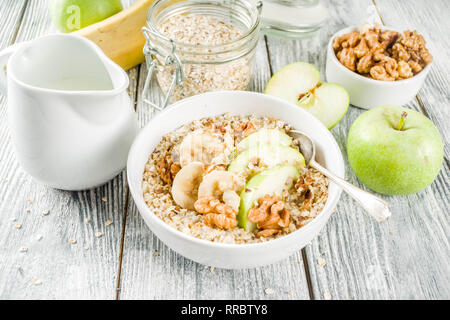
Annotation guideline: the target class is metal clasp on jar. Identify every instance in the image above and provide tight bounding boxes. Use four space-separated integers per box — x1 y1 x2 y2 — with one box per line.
142 27 184 111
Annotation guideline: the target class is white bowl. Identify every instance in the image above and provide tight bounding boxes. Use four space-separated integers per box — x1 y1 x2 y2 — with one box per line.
326 26 432 109
127 91 345 269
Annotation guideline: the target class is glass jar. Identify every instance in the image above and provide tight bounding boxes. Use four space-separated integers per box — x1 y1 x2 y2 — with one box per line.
142 0 262 110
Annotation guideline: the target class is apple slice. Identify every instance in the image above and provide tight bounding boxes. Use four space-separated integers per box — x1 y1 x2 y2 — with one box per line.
264 62 349 129
238 165 300 231
228 144 305 174
237 128 292 152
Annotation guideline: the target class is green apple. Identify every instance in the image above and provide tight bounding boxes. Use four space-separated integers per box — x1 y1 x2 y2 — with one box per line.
237 128 292 152
264 62 349 129
238 165 300 231
49 0 123 33
347 105 444 195
228 144 305 174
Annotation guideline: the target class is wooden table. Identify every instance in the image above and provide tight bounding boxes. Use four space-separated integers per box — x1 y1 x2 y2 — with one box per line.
0 0 448 300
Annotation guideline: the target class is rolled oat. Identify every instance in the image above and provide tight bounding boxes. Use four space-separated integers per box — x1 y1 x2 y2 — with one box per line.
156 15 252 101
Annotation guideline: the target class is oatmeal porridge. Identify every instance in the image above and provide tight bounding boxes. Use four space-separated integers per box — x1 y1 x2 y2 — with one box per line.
142 114 329 244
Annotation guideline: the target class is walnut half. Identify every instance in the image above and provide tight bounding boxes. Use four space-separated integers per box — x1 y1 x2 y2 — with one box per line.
248 195 290 238
194 196 237 229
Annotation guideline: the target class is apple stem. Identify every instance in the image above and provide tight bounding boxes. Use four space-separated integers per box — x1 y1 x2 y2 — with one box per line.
397 111 408 131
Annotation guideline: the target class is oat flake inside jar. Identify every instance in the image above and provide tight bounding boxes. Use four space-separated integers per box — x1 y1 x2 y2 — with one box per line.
142 0 261 110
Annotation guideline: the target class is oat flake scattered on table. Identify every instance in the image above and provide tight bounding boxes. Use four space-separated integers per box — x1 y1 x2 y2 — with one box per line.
324 291 332 300
318 257 326 267
265 288 275 295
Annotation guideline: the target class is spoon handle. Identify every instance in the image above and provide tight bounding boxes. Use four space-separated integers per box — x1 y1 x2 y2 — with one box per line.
310 160 391 222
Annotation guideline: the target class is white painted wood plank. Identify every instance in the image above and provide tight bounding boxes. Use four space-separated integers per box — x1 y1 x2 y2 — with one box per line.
0 0 138 299
266 0 450 299
374 0 450 159
118 35 312 299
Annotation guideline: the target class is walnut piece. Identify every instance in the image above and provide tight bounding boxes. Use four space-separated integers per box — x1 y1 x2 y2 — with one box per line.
157 155 181 185
397 60 413 79
194 196 237 229
248 195 291 238
239 121 256 138
370 65 394 81
392 43 410 61
333 24 432 81
337 48 357 71
357 53 373 74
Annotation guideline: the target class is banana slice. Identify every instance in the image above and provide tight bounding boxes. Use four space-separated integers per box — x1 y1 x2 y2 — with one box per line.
179 130 225 167
198 170 245 200
171 162 204 210
223 190 241 213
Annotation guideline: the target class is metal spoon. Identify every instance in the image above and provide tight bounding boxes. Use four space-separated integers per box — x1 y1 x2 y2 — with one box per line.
290 130 391 222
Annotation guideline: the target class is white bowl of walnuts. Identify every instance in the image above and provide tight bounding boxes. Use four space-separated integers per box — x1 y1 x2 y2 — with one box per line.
326 24 433 109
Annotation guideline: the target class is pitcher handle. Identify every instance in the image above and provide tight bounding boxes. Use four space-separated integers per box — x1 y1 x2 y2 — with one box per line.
0 43 22 96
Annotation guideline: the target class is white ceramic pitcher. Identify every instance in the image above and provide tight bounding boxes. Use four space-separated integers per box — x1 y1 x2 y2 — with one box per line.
0 34 139 190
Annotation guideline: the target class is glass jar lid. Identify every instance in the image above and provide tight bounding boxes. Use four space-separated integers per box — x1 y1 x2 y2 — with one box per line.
257 0 329 39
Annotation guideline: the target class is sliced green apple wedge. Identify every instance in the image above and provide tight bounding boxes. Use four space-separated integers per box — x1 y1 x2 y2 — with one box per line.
297 83 350 129
265 62 321 102
237 129 292 152
238 165 300 231
264 62 349 129
228 144 305 174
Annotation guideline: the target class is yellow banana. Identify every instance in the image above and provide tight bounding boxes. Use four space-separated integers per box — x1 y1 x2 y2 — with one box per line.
74 0 155 71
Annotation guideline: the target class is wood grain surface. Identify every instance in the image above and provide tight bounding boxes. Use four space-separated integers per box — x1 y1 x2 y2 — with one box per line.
0 0 448 300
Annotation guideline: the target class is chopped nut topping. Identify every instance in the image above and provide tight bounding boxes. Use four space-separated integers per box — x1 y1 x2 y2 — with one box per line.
32 278 42 285
240 122 256 138
157 155 181 185
105 220 113 226
95 232 103 238
42 210 50 216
